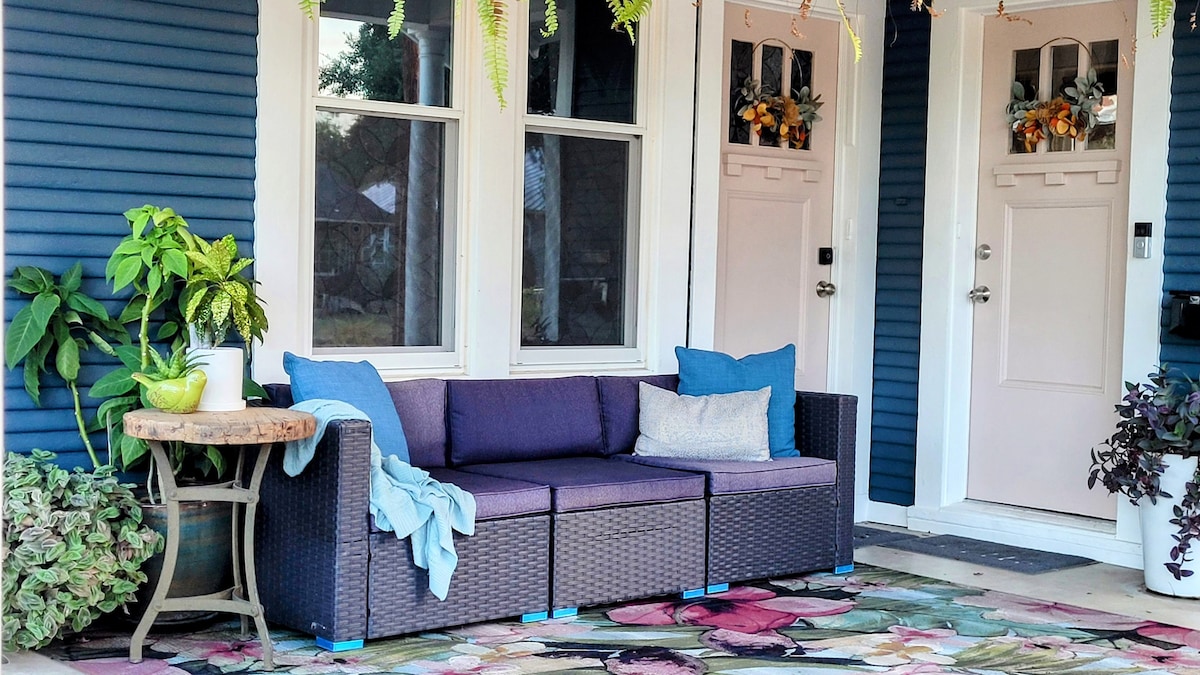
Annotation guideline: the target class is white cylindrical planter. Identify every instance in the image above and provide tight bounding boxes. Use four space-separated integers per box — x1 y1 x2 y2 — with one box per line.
1139 454 1200 598
189 347 246 412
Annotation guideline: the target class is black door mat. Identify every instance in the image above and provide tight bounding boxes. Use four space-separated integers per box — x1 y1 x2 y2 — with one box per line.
854 524 922 548
875 533 1097 574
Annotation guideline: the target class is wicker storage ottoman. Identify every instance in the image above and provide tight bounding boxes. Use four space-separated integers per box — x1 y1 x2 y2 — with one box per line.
708 485 837 584
553 499 706 609
367 515 550 638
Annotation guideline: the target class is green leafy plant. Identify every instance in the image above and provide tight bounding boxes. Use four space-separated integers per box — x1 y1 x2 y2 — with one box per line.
1090 367 1200 581
184 234 269 349
2 450 162 651
4 264 125 469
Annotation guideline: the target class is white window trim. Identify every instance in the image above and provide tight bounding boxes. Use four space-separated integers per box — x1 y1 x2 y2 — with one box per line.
256 0 697 383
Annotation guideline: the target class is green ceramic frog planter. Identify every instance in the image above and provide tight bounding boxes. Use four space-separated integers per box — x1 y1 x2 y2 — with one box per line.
132 347 207 414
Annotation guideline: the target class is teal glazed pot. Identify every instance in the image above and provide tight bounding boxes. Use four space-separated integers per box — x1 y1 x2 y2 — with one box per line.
130 499 233 625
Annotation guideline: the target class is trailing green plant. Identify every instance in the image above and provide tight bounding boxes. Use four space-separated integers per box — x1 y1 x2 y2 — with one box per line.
4 264 126 469
1090 367 1200 581
184 234 269 349
2 450 162 651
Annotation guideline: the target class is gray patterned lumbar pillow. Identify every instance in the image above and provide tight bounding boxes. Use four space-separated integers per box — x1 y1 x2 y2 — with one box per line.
634 382 771 461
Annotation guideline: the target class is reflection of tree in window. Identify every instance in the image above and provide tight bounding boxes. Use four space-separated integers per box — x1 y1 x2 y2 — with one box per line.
313 10 450 349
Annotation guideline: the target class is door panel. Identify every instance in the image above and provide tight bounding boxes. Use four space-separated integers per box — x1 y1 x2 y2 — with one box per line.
967 1 1133 519
715 3 838 393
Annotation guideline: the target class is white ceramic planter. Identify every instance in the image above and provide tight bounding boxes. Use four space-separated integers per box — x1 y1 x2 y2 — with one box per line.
1139 454 1200 598
189 347 246 412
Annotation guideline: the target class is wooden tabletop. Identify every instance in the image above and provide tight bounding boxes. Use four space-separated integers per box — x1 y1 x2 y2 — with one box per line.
123 407 317 445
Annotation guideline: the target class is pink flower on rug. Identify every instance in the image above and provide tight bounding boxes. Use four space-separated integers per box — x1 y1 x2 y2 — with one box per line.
953 591 1150 630
1139 624 1200 649
607 586 855 633
860 638 956 667
150 638 261 668
700 628 799 656
1122 643 1200 672
404 655 516 674
878 664 953 674
67 658 190 675
448 618 595 645
778 573 888 594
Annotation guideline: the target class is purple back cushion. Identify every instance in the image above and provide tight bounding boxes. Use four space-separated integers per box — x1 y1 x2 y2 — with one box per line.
597 375 679 455
386 379 448 468
448 377 605 465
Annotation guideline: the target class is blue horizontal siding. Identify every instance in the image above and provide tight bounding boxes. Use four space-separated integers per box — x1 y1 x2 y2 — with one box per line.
1162 5 1200 379
869 0 930 507
3 0 258 469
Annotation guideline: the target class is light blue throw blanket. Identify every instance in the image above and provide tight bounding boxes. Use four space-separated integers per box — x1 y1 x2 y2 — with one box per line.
283 399 476 600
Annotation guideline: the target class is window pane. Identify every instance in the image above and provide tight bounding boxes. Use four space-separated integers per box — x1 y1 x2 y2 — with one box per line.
527 0 637 123
1049 44 1079 153
319 0 454 106
790 49 814 150
729 40 754 145
522 133 636 347
1010 48 1040 154
314 111 452 349
1087 39 1119 151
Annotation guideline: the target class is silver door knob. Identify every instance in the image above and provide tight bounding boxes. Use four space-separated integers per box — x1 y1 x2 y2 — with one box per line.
968 285 991 303
816 281 837 298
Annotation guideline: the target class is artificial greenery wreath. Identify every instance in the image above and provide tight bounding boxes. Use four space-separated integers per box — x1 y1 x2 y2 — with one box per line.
1006 69 1104 152
737 78 824 150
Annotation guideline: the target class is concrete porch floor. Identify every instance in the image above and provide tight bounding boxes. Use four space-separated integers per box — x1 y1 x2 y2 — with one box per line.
4 532 1197 673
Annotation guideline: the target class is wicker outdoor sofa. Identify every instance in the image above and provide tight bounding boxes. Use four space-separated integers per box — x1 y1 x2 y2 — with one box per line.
256 374 855 649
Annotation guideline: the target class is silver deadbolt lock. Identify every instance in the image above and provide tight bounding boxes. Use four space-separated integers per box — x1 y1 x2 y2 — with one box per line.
968 285 992 303
816 280 837 298
977 244 992 261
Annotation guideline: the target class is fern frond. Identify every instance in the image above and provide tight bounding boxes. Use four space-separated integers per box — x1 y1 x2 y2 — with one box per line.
477 0 510 109
836 0 863 63
606 0 652 42
298 0 322 20
387 0 407 38
1150 0 1174 37
541 0 559 38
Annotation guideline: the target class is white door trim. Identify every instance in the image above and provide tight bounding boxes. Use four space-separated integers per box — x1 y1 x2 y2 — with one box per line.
692 0 884 520
912 0 1171 568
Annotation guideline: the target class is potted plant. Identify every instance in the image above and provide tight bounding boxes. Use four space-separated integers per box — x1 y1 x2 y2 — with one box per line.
3 265 162 648
131 345 208 414
1090 367 1200 597
3 450 161 650
182 234 268 412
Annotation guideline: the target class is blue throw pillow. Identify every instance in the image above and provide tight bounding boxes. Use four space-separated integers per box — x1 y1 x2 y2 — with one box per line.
675 344 798 457
283 352 410 462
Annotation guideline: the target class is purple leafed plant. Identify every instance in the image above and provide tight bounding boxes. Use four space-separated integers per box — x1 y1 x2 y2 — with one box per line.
1090 367 1200 581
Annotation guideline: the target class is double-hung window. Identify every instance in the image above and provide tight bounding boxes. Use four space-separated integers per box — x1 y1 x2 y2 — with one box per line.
517 0 644 365
312 0 459 363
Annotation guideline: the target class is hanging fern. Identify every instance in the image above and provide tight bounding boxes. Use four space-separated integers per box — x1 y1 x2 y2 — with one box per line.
477 0 510 109
298 0 321 19
541 0 560 38
607 0 653 41
836 0 863 63
1150 0 1174 37
387 0 407 39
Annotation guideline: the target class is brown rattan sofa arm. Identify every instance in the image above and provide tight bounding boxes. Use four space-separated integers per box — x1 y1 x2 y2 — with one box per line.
257 417 373 644
795 391 857 568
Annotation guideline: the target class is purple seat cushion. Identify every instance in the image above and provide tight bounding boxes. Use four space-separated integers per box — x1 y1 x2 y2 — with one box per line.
369 469 549 531
597 374 680 456
447 377 605 466
461 457 704 512
614 454 836 495
387 379 448 468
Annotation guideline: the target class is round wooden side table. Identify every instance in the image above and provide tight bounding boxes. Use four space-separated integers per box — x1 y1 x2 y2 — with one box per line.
124 407 316 670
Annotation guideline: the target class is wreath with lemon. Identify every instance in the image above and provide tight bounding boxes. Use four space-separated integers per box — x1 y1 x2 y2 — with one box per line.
1007 68 1105 152
737 78 824 150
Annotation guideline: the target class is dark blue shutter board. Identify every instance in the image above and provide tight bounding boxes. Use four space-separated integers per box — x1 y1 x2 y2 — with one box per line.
3 0 258 468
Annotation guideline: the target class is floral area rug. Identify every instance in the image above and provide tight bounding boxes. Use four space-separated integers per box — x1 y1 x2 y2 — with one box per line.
40 564 1200 674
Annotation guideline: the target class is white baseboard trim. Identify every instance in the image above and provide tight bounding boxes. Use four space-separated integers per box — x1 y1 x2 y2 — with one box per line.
907 501 1143 570
862 501 910 527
